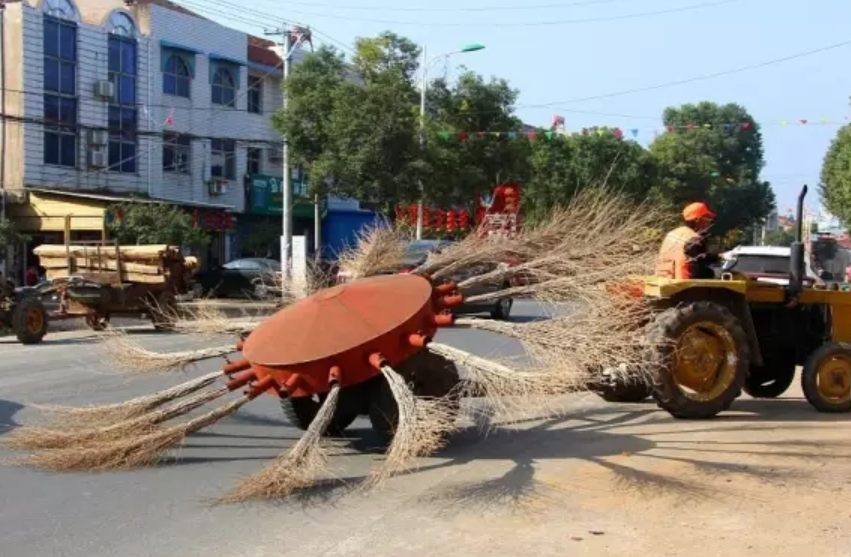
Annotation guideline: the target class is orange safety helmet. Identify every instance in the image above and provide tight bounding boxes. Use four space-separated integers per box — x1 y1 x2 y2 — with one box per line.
682 202 716 222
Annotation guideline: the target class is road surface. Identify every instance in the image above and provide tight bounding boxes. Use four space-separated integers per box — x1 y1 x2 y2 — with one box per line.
0 301 849 557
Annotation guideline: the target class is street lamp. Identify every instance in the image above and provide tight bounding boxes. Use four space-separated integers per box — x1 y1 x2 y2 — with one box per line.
415 42 485 240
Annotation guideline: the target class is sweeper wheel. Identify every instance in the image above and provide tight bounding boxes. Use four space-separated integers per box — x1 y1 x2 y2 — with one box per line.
279 391 360 435
368 349 461 445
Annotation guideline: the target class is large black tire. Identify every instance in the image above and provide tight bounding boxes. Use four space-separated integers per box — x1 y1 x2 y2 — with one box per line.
800 342 851 413
647 301 750 420
368 350 462 445
743 352 796 399
280 392 360 435
11 297 49 345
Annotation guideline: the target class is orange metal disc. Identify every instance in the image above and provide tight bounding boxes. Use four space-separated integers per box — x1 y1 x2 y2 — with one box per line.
243 274 434 366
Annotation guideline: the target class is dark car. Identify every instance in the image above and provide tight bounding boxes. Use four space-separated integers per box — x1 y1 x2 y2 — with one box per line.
337 239 514 320
193 257 281 299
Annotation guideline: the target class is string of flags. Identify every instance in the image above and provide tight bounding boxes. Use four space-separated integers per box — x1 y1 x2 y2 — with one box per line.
437 117 851 141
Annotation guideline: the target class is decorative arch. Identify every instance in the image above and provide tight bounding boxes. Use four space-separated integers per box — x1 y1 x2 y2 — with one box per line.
40 0 80 22
106 10 137 38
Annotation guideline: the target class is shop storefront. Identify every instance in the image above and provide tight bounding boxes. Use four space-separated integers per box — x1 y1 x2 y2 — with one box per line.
235 173 326 259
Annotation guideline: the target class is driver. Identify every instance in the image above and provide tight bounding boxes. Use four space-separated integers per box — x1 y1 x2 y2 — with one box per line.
655 201 721 279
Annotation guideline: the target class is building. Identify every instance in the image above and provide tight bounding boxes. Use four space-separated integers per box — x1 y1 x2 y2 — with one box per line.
0 0 319 277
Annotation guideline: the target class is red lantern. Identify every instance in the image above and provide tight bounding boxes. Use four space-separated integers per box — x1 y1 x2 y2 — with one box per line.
223 213 233 230
446 210 456 231
434 209 445 230
458 209 469 229
422 207 431 229
407 204 418 226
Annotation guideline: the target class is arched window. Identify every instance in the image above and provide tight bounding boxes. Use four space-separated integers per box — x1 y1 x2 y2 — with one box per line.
42 0 79 168
107 11 136 38
106 11 138 173
211 67 236 107
163 54 191 97
41 0 79 21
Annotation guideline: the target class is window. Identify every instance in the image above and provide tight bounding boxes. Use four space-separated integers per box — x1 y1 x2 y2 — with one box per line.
246 147 262 175
107 30 138 173
42 13 78 167
210 138 235 180
163 132 191 173
247 75 262 114
163 54 191 98
211 67 236 107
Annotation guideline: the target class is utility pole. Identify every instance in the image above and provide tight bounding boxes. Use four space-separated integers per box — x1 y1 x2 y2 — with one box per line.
416 45 427 241
0 0 7 278
264 24 311 298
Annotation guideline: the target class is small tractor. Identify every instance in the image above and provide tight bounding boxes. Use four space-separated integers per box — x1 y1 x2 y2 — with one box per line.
598 185 851 417
0 276 50 344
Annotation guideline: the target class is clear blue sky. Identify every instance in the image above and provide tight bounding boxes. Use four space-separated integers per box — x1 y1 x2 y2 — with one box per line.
183 0 851 217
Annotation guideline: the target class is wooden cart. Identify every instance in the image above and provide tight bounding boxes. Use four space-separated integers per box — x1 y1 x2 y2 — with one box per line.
33 241 199 331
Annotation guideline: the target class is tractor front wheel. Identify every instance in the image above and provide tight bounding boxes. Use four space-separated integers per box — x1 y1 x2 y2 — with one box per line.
801 342 851 413
647 301 750 419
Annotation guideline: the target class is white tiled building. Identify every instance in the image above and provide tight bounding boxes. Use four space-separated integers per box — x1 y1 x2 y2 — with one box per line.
0 0 301 266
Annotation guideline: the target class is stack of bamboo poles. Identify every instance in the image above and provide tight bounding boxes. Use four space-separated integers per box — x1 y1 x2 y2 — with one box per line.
34 244 189 284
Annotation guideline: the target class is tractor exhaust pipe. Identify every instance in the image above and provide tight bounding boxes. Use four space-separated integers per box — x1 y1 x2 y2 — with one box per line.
788 184 808 301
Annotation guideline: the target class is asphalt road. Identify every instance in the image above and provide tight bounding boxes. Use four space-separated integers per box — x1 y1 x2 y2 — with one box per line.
1 301 850 557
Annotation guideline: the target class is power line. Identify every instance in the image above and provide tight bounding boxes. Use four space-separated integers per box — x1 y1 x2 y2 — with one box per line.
221 0 743 27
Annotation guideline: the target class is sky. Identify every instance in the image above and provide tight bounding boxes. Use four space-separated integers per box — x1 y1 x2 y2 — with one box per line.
178 0 851 218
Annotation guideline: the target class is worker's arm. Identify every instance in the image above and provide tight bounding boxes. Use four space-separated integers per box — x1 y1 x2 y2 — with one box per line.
684 235 721 277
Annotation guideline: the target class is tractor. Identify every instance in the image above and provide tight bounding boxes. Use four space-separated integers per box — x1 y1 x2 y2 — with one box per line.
597 185 851 418
0 275 50 344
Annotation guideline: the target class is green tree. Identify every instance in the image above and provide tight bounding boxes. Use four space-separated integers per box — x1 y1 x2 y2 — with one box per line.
649 101 776 238
272 45 350 199
523 128 657 222
763 227 795 246
0 219 27 251
424 71 531 208
106 202 208 251
818 124 851 226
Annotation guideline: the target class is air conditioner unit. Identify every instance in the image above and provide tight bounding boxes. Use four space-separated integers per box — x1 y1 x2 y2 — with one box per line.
208 179 228 196
90 150 108 168
87 129 108 146
94 80 114 100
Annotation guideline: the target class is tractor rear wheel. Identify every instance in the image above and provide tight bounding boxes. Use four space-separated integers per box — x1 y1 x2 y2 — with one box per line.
368 349 462 446
11 297 49 345
280 391 360 435
801 342 851 413
743 352 796 399
646 301 750 419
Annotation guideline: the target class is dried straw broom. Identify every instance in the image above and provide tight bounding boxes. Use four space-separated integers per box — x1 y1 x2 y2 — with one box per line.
218 384 343 503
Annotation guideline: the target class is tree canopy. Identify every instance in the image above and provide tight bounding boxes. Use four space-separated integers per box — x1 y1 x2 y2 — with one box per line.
275 32 777 239
648 101 776 240
106 203 208 251
819 124 851 226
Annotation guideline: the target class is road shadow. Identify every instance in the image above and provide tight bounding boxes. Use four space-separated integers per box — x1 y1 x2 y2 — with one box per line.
0 399 25 433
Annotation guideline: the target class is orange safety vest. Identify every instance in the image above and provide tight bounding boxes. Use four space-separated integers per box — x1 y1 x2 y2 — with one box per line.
655 225 700 279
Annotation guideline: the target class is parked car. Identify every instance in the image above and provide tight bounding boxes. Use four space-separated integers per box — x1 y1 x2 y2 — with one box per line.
337 239 514 320
193 257 281 299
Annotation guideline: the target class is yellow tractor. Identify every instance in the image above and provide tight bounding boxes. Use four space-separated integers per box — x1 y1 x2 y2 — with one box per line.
597 185 851 418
